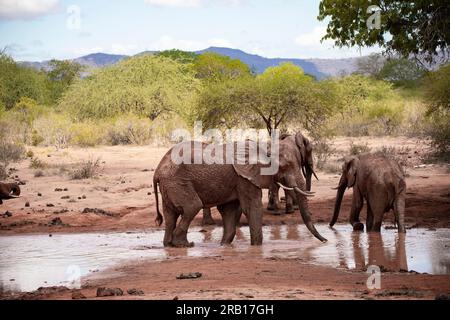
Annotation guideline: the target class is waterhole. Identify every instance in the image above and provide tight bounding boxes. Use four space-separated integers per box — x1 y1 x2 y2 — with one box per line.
1 225 449 292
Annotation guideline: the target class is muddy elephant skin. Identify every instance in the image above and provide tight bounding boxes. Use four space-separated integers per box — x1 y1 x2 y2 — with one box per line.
153 141 327 247
330 153 406 233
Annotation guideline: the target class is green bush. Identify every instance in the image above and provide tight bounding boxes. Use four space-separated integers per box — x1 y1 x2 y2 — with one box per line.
70 122 105 147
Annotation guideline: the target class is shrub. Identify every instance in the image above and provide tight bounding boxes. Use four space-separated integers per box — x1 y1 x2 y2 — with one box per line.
70 122 104 147
33 113 72 149
29 157 47 169
105 116 152 145
70 158 102 180
0 142 25 179
349 141 371 155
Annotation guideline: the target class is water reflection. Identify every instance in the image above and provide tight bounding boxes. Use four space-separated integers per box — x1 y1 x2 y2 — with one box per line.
0 225 449 293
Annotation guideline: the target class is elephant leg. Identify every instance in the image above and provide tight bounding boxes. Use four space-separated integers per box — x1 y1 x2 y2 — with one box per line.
370 212 384 232
394 194 406 233
285 191 295 214
162 203 179 247
366 193 387 232
172 197 203 248
218 201 240 245
238 183 263 246
267 184 280 212
366 203 374 232
201 208 216 226
350 188 364 231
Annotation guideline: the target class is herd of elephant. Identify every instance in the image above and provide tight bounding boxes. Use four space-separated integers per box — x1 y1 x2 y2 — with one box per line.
0 132 406 248
153 132 407 248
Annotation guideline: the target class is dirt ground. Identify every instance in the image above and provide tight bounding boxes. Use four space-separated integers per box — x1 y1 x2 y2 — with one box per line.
1 136 450 300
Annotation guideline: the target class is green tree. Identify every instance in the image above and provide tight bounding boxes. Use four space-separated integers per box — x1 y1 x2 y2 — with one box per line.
58 55 199 121
196 63 334 135
424 64 450 154
318 0 450 62
0 51 50 109
156 49 198 64
194 52 252 82
46 59 84 103
376 58 426 87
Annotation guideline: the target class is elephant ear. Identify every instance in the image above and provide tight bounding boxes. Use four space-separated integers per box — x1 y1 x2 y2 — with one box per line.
295 133 306 165
345 156 360 188
232 140 263 188
233 164 263 188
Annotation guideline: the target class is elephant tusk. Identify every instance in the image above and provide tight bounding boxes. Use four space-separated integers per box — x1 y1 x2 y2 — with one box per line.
276 182 294 191
312 170 319 181
331 187 340 190
294 187 315 197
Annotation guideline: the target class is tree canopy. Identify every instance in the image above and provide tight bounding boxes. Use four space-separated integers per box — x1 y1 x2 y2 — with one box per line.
318 0 450 62
58 55 199 121
0 51 50 110
194 52 252 82
196 63 334 135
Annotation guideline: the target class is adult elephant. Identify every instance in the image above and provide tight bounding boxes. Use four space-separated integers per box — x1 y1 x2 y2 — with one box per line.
0 182 21 204
329 153 406 233
267 132 318 214
201 132 318 224
154 140 327 247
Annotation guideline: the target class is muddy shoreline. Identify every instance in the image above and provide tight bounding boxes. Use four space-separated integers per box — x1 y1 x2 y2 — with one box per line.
1 141 449 300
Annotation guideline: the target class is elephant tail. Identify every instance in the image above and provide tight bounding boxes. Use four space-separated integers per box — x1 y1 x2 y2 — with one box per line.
154 177 163 227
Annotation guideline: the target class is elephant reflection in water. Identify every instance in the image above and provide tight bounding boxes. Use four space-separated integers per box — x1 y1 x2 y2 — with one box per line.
347 232 408 272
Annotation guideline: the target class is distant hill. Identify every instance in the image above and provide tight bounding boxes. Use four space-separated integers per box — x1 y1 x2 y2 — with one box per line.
21 47 363 79
73 53 128 68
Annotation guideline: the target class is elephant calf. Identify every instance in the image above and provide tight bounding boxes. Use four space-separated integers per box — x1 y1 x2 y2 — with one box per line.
0 182 21 204
330 153 406 233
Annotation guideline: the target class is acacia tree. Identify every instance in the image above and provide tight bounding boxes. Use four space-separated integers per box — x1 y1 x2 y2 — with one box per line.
58 55 199 122
194 52 252 82
318 0 450 62
196 63 334 135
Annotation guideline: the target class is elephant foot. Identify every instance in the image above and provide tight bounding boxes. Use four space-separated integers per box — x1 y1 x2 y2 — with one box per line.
266 203 279 211
352 222 365 231
171 240 195 248
285 204 295 214
202 216 216 226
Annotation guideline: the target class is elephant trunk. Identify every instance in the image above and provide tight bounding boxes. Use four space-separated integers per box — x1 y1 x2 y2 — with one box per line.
305 166 313 192
289 189 327 243
330 175 347 227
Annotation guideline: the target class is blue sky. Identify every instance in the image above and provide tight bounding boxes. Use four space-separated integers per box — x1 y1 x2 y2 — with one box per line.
0 0 380 61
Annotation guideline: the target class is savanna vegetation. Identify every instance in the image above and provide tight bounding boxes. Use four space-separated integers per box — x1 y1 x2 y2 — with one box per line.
0 42 449 178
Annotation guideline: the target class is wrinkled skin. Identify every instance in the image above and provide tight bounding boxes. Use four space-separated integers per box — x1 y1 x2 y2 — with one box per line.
154 141 327 247
330 153 406 233
202 132 317 223
0 182 21 204
267 132 318 214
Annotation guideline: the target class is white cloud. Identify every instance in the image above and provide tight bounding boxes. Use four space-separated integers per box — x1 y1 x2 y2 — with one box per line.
294 26 331 47
110 43 141 55
73 46 104 56
144 0 245 8
150 35 233 51
144 0 201 8
0 0 59 20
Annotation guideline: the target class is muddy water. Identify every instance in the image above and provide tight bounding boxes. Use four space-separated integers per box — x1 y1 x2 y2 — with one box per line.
1 225 449 293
